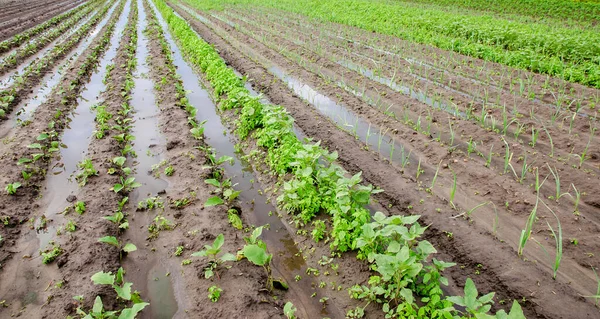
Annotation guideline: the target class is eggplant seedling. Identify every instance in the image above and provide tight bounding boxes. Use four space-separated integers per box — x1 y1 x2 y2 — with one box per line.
40 242 62 264
5 182 21 195
103 211 129 230
97 236 137 259
191 234 237 279
208 285 222 302
283 302 297 319
75 201 86 215
111 176 141 193
76 158 98 186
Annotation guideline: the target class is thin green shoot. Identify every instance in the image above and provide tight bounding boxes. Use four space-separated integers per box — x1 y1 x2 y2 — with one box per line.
518 195 539 256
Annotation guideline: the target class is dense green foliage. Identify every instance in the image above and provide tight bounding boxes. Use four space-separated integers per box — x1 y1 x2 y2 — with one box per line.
184 0 600 88
402 0 600 24
152 0 526 317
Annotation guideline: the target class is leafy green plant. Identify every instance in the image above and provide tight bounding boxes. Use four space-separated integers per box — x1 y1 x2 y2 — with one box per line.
208 285 222 302
41 242 62 264
191 234 237 279
98 236 137 259
82 267 149 318
76 158 98 186
227 208 243 230
103 211 129 230
205 178 241 204
311 220 326 242
5 182 21 195
137 196 164 211
283 301 297 319
75 201 86 215
164 165 174 176
111 177 141 193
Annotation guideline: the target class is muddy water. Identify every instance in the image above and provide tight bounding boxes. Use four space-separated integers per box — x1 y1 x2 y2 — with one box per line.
0 5 103 90
150 2 336 318
0 1 131 315
35 0 132 251
13 7 124 124
0 3 89 62
121 1 176 318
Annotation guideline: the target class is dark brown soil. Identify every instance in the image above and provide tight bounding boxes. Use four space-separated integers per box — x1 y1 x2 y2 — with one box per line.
0 2 125 317
169 3 600 318
0 0 85 42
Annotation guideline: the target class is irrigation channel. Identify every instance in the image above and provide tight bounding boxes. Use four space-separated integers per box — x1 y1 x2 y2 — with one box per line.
0 2 104 90
143 1 342 317
0 0 129 315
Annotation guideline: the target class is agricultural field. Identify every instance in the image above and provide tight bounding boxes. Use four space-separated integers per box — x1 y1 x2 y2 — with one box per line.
0 0 598 318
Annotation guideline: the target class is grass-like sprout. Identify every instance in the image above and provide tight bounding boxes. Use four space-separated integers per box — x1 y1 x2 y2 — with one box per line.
547 164 570 202
429 160 442 192
518 195 539 257
484 144 493 168
542 127 554 158
449 170 457 210
541 200 563 280
466 201 489 218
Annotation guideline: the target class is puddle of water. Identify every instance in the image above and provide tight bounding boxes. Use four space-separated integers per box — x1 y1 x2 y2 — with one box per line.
268 65 423 168
0 5 103 90
35 0 132 251
151 3 333 318
121 1 176 319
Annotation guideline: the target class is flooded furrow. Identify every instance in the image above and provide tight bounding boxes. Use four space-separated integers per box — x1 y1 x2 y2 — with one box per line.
0 5 104 90
0 1 131 315
121 1 176 318
35 0 133 251
150 2 336 318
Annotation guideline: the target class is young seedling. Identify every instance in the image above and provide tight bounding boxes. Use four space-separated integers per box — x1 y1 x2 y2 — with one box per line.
484 144 493 168
5 182 21 195
283 302 297 319
208 285 222 302
428 160 442 193
75 201 86 215
97 236 137 259
449 170 457 210
191 234 237 279
518 196 539 256
541 200 562 280
76 158 98 186
103 211 129 230
547 164 570 202
40 242 62 264
111 176 141 193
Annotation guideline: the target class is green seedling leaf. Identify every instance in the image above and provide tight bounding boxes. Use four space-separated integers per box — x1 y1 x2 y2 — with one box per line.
91 271 115 285
242 244 269 266
114 282 132 300
204 178 221 187
204 196 224 207
118 302 150 319
98 236 119 247
122 243 137 253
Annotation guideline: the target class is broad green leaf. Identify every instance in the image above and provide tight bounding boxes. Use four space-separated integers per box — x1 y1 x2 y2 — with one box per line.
36 133 49 141
114 282 133 300
204 196 224 207
116 267 124 285
417 240 437 256
220 253 237 262
92 296 104 313
91 271 115 285
387 240 401 253
117 302 150 319
242 244 269 266
191 250 207 257
204 179 221 187
122 243 137 253
228 212 242 230
464 278 478 310
507 301 526 319
27 143 42 149
213 234 225 250
98 236 119 247
112 184 124 193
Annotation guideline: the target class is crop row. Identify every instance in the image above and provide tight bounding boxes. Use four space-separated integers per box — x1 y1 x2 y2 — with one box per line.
154 0 526 317
188 1 596 236
0 0 95 54
402 0 600 25
189 0 600 88
11 0 126 200
241 5 600 112
207 7 598 174
0 0 101 75
0 0 115 119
